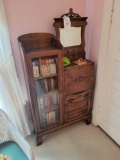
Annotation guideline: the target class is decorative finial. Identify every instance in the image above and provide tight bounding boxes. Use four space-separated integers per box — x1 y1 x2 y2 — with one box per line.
69 8 73 14
60 8 81 18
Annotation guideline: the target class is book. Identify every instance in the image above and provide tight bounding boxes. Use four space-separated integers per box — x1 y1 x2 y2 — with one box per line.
40 97 44 110
55 110 60 122
35 81 42 95
52 93 58 105
51 112 54 123
50 95 53 105
57 93 60 104
44 79 48 92
48 112 52 125
42 113 45 127
41 64 50 76
40 59 45 65
45 59 49 64
55 58 58 64
52 111 56 123
49 58 55 64
49 63 56 75
50 78 56 90
47 96 51 108
37 97 41 115
44 96 48 108
35 80 45 95
32 60 40 78
41 113 47 127
46 113 49 125
33 66 40 78
40 80 45 93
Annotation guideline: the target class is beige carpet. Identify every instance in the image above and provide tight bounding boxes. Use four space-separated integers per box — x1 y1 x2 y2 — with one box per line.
26 122 120 160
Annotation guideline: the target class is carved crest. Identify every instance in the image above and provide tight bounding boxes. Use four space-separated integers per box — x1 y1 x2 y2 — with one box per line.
60 8 81 19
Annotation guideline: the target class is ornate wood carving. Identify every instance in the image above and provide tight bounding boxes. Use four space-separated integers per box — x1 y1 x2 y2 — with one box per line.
53 9 88 60
60 8 81 19
63 46 84 61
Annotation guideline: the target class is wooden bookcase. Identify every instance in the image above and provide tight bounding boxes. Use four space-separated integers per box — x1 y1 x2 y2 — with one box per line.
18 9 94 145
18 33 63 145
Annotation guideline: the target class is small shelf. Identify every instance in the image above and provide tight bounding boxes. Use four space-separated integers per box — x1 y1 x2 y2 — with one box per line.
64 60 94 69
35 74 58 80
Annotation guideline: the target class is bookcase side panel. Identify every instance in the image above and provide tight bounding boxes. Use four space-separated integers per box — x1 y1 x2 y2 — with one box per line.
57 51 64 124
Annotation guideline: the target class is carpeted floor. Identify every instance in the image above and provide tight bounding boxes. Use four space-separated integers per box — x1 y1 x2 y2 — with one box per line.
26 122 120 160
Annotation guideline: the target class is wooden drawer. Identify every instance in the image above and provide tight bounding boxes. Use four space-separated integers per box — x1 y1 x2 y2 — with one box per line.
64 63 94 77
65 89 92 104
65 99 89 112
65 108 88 122
64 76 94 95
64 64 94 95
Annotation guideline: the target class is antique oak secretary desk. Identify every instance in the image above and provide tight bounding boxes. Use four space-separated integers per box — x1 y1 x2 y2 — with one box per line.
18 9 94 145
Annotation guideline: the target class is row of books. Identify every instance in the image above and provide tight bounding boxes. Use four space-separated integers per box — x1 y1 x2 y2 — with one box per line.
32 58 57 78
41 110 59 127
37 92 59 110
40 58 55 65
35 78 57 95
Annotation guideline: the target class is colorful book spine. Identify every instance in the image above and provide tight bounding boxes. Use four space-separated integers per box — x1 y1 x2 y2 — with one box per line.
44 96 48 108
47 96 51 108
41 59 45 65
32 60 40 78
39 58 57 76
41 110 59 127
44 79 49 92
49 63 56 75
40 97 44 110
50 78 56 90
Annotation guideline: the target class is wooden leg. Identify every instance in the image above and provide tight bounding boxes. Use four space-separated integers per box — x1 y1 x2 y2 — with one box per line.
36 136 42 145
86 117 91 125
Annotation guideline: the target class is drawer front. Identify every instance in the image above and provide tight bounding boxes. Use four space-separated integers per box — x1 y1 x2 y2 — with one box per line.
65 99 88 112
64 64 94 77
64 64 94 95
65 89 92 104
64 76 94 95
65 108 88 122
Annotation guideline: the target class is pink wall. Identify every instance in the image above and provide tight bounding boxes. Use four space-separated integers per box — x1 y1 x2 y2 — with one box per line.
85 0 105 68
3 0 105 100
3 0 86 101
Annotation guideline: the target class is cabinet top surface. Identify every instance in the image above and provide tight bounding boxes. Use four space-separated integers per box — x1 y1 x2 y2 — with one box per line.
64 59 94 69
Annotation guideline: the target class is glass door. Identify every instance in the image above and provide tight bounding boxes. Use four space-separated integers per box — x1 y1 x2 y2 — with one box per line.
32 54 61 128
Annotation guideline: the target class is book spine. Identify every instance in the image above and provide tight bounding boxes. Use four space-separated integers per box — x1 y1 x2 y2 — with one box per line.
52 93 57 105
49 63 56 75
41 59 45 65
45 59 49 64
44 96 48 108
47 96 51 108
50 78 56 90
40 97 44 110
32 60 40 78
44 79 48 92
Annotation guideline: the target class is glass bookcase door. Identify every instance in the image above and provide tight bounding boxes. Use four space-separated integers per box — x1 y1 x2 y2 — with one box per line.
38 91 60 128
32 55 60 128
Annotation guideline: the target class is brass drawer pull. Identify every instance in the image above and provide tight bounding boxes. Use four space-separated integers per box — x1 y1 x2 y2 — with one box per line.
68 98 75 103
74 76 84 83
84 93 89 98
